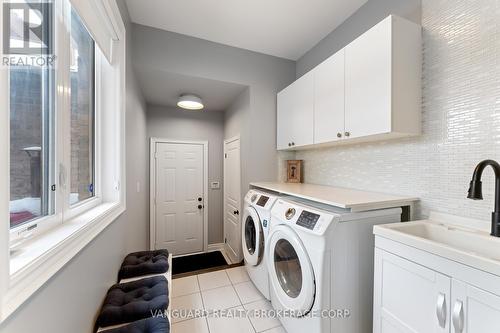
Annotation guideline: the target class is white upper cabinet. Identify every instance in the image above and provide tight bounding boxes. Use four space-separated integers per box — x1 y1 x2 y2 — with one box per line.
345 15 421 140
276 15 421 151
314 49 345 144
277 71 314 150
344 17 392 139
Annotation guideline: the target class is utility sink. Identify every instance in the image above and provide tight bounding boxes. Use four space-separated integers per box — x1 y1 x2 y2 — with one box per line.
374 212 500 275
388 222 500 261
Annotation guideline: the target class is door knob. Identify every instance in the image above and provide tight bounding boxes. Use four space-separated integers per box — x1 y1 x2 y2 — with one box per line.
288 143 292 147
198 205 203 210
198 197 202 202
337 132 342 138
345 132 350 137
233 210 239 215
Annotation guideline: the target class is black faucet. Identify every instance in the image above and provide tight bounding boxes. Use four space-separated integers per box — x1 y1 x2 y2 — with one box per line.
467 159 500 237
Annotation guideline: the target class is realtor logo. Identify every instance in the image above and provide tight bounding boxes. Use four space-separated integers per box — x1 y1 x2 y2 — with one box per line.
3 1 53 55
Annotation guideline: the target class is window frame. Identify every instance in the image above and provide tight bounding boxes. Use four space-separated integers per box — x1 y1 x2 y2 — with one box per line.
8 0 63 244
7 0 103 239
63 8 102 221
0 0 126 323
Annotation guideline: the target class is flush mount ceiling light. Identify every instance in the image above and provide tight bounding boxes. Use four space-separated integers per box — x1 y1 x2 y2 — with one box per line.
177 94 204 110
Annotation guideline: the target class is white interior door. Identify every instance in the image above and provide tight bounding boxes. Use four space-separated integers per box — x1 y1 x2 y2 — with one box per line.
154 142 205 256
224 136 241 263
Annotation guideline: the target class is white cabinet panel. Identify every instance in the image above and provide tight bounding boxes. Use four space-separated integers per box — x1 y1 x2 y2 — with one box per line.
276 15 421 151
277 71 314 149
451 280 500 333
345 17 392 139
374 249 451 333
314 49 345 144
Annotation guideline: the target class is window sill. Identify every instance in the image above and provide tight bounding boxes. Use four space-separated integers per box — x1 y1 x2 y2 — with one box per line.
1 201 125 322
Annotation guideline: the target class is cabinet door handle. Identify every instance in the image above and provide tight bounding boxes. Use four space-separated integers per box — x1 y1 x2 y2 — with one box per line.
452 300 464 333
436 293 447 328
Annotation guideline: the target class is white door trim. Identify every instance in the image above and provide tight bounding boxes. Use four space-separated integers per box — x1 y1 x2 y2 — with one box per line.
223 135 242 263
149 137 209 253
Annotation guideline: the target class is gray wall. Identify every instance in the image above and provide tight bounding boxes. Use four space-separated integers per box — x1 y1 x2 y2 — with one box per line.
132 24 296 203
296 0 421 78
224 88 250 200
0 2 150 332
293 0 500 223
147 106 225 244
0 221 125 333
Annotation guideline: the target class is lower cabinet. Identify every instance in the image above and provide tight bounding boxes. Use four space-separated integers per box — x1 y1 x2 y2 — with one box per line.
451 280 500 333
374 248 500 333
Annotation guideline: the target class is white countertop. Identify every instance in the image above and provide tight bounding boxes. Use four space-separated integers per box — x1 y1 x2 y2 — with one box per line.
250 182 418 212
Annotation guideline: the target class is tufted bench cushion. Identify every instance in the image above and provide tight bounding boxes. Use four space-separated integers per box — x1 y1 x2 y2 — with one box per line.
118 250 169 281
99 317 169 333
96 276 169 330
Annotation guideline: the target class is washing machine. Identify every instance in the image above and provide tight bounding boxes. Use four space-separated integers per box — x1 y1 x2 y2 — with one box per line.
242 189 279 300
267 197 402 333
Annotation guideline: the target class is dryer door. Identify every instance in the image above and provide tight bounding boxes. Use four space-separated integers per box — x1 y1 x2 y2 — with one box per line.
268 225 315 316
242 206 264 266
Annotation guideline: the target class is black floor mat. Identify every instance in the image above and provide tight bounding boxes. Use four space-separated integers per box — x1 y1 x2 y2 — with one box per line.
172 251 228 275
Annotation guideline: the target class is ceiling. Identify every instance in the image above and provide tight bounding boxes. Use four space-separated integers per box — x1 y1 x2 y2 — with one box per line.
125 0 368 60
135 68 247 111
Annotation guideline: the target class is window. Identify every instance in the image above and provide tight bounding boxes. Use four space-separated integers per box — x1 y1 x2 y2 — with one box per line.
1 0 125 322
69 8 95 206
9 1 55 229
8 4 99 235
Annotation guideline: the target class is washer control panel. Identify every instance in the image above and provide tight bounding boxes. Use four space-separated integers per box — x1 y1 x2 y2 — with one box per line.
245 189 278 210
296 210 320 230
256 195 270 207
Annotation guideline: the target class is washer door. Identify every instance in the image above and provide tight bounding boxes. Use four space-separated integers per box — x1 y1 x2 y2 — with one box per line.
268 225 315 316
242 206 264 266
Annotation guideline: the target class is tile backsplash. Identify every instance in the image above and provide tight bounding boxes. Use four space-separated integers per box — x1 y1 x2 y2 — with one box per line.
288 0 500 221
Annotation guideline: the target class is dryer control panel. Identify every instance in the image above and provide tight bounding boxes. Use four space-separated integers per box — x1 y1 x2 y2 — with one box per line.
271 199 337 235
296 211 320 230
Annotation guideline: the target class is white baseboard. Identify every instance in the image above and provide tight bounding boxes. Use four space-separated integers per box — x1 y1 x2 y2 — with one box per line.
207 243 225 251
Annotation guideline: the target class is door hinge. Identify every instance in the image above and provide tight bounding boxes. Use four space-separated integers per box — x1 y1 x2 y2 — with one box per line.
224 237 227 243
224 153 227 158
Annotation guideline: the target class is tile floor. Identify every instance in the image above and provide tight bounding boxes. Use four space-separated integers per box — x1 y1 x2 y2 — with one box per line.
171 266 286 333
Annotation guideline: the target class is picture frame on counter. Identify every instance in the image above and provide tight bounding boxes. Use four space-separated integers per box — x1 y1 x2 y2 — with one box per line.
286 160 303 183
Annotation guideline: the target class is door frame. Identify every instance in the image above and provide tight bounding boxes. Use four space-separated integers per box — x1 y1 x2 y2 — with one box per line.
223 135 242 263
149 138 209 254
